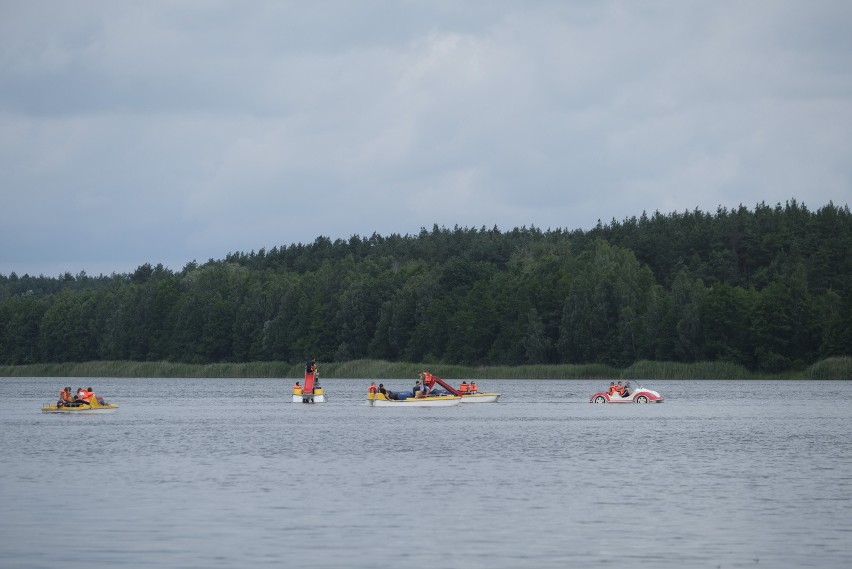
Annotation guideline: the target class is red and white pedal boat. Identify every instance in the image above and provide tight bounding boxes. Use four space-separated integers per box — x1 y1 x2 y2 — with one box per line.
589 382 664 404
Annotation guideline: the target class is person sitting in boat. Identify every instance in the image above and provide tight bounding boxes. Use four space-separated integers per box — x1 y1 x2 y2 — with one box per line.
378 383 393 400
64 387 84 407
613 381 624 397
57 387 73 408
459 381 469 394
75 388 90 403
470 382 478 393
86 387 105 405
608 382 618 395
313 379 321 393
293 381 302 394
621 381 631 397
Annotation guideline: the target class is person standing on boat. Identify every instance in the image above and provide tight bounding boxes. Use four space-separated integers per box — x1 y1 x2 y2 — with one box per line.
369 382 377 394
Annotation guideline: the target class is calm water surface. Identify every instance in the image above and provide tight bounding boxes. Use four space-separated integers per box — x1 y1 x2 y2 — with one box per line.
1 378 850 568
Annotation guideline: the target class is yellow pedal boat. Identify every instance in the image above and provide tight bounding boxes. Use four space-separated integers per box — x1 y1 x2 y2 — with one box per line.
367 393 461 407
42 400 118 413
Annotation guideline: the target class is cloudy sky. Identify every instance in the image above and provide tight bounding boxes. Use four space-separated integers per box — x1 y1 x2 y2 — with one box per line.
2 1 850 277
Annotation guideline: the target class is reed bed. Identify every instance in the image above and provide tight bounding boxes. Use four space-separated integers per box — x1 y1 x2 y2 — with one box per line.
623 360 753 380
1 357 850 380
804 356 852 380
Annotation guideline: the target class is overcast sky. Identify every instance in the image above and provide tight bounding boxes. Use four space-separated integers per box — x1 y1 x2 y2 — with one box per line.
2 1 850 277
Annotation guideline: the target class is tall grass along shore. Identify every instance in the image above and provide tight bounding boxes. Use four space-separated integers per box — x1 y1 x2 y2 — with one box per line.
1 357 849 380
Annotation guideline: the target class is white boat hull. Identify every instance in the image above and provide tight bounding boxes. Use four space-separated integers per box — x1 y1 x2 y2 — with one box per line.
292 394 326 403
460 393 501 403
589 387 664 403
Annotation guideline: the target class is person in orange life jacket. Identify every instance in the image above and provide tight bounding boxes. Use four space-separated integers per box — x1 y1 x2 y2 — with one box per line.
421 371 439 387
608 382 618 395
57 387 72 407
368 382 377 394
459 381 469 394
293 381 302 393
75 388 89 403
85 387 104 405
470 381 478 393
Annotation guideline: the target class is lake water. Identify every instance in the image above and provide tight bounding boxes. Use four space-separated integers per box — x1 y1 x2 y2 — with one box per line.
1 378 850 568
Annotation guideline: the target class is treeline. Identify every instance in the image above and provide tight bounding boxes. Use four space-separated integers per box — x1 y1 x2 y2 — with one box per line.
1 200 850 372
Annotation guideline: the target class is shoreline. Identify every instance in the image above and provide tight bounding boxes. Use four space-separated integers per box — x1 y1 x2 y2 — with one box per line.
1 357 849 380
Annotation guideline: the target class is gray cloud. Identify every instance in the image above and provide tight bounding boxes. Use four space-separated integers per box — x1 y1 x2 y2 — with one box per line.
2 0 850 276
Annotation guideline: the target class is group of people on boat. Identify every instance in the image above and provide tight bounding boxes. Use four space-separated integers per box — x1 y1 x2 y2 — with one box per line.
292 379 322 393
56 386 106 408
368 382 425 400
367 378 480 399
291 355 321 403
368 382 397 399
607 381 631 398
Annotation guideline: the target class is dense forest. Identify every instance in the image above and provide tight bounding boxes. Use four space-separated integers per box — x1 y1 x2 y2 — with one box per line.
1 200 850 372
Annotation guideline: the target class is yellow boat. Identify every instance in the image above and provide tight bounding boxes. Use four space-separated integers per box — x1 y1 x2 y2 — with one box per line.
42 399 118 413
292 386 326 403
367 392 461 407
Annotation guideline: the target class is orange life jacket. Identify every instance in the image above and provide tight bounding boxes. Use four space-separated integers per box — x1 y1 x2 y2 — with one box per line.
470 382 477 393
608 385 617 394
459 383 469 393
59 390 70 402
369 385 377 394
